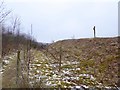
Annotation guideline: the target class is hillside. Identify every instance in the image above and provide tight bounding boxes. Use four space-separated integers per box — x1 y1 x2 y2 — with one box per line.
44 37 119 87
2 37 119 89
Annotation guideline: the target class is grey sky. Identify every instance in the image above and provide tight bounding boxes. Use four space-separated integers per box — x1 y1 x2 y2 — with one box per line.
5 0 118 43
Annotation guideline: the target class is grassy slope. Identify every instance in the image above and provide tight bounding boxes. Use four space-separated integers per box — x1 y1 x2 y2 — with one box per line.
2 37 119 88
46 37 119 87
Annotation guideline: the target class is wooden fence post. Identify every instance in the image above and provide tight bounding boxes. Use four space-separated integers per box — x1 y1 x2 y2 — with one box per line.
16 50 20 88
93 26 96 38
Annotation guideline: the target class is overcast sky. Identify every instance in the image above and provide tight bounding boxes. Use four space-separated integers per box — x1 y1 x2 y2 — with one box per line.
4 0 119 43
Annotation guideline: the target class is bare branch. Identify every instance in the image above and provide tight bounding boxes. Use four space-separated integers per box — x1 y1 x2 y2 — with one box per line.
0 1 11 24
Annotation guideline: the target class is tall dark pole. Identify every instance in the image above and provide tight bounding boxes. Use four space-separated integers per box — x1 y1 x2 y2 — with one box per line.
16 26 20 88
117 1 120 87
27 24 32 87
0 24 2 90
93 26 96 38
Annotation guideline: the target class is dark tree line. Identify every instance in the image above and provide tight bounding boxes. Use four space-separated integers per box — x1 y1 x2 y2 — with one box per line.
2 26 47 56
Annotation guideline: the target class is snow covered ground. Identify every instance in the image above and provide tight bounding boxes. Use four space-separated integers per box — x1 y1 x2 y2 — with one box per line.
2 49 119 89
